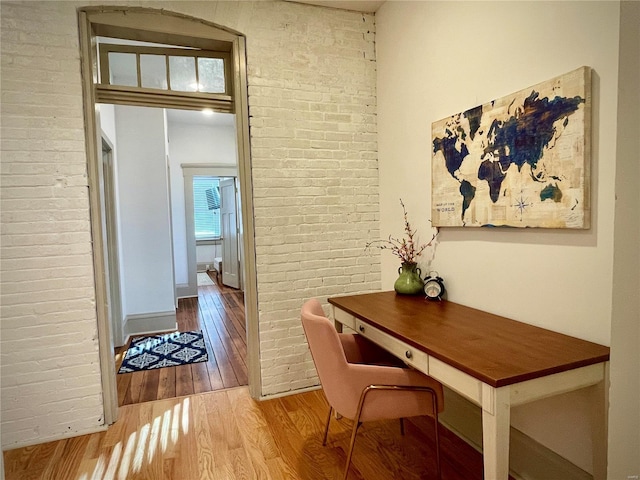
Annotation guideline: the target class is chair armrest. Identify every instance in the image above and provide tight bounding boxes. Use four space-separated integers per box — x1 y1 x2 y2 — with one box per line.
347 362 439 390
344 362 445 418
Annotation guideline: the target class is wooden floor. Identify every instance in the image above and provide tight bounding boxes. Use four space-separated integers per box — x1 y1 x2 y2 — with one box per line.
4 387 498 480
5 274 512 479
116 272 247 407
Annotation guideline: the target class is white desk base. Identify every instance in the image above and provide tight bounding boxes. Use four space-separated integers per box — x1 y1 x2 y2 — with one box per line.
332 306 609 480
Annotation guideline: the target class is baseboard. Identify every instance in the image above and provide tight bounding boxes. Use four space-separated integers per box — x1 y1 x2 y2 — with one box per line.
123 310 177 342
259 384 321 401
438 388 592 480
510 427 592 480
176 283 196 299
1 424 108 453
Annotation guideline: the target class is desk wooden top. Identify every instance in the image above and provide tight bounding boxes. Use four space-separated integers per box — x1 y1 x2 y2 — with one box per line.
328 292 610 388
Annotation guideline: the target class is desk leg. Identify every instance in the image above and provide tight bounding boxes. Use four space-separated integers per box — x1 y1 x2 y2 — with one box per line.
482 385 511 480
330 306 343 333
591 362 609 480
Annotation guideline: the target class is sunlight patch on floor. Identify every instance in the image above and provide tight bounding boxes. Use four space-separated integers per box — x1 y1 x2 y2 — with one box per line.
75 397 193 480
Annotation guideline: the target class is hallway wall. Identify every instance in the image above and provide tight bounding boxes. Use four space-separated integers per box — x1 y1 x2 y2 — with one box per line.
166 118 236 286
376 1 633 475
0 0 378 448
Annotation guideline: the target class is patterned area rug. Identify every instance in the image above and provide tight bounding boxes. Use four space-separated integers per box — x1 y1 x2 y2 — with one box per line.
118 331 208 373
197 272 215 286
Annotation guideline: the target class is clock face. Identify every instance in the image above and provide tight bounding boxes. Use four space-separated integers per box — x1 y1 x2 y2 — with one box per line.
425 280 442 298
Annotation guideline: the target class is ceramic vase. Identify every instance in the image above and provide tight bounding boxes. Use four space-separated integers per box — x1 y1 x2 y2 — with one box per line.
394 262 424 295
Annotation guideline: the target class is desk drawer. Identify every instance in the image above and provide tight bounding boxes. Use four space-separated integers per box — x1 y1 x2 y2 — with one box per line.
429 357 482 405
355 319 429 373
332 307 356 331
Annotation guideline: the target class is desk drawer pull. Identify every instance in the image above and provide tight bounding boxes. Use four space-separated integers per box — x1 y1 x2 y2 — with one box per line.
405 350 412 359
359 325 365 333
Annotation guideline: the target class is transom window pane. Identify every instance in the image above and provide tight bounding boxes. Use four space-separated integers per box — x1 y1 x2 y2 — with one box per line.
194 177 221 240
99 42 229 96
140 54 167 89
169 56 197 92
108 52 137 87
198 58 225 93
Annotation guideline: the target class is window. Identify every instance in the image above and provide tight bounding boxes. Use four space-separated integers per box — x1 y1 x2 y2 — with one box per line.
95 39 233 112
99 43 229 95
193 177 221 240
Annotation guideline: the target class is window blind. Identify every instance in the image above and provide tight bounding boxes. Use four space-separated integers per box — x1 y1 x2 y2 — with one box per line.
193 177 221 240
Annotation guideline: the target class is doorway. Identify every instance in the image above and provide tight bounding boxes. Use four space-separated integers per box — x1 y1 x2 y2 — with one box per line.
78 7 260 424
180 159 240 299
116 274 247 406
189 175 240 290
102 104 247 406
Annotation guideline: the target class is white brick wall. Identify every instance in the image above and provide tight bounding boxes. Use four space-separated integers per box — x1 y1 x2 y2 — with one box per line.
0 0 380 447
242 2 379 395
1 1 105 448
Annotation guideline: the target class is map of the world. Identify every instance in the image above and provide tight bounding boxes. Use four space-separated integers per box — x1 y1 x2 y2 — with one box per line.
431 66 591 228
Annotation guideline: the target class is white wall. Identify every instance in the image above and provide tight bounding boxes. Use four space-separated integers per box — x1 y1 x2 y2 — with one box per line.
100 104 116 146
196 244 219 268
377 0 623 475
168 121 237 164
0 0 105 448
0 0 371 449
98 103 126 343
115 105 175 317
167 119 236 285
608 1 640 477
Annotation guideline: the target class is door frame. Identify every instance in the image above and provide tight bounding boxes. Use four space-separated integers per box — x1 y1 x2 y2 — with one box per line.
100 136 124 347
78 7 261 425
181 165 238 298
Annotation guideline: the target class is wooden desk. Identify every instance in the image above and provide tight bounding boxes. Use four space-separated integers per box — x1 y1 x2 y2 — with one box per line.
328 292 610 480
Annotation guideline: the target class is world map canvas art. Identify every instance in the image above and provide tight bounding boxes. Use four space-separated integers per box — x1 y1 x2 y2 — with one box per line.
431 66 591 228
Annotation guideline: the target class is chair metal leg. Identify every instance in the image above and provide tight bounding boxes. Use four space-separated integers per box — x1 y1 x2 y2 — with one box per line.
399 417 405 435
323 406 333 446
340 384 442 480
433 402 441 480
343 420 362 480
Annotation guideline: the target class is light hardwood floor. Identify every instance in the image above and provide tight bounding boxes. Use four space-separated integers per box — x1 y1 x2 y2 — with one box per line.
116 272 247 406
5 273 510 479
4 387 497 480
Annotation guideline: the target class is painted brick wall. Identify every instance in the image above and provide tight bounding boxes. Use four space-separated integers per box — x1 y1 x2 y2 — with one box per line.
0 1 379 448
0 1 106 449
241 2 379 396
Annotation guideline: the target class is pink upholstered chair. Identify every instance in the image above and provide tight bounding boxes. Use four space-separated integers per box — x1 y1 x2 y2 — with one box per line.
301 298 444 480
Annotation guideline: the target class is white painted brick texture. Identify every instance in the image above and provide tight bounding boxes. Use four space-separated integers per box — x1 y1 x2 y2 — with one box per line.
0 0 380 447
1 1 104 449
241 3 379 396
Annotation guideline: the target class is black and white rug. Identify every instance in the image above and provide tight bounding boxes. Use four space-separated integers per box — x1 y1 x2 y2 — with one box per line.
118 330 208 374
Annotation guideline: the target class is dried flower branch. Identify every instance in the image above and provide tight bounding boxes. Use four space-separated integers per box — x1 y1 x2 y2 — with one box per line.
366 199 438 264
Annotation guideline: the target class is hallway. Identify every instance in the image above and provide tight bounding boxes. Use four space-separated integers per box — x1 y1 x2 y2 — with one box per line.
115 272 247 407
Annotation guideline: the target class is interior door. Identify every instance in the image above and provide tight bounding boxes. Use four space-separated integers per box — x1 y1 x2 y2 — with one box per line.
220 178 240 289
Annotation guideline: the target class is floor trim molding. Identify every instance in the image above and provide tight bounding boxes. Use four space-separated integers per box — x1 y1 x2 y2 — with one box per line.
439 388 592 480
123 310 177 343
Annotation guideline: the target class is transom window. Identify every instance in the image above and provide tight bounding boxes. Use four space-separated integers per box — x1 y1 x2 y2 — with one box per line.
94 37 233 112
99 43 229 94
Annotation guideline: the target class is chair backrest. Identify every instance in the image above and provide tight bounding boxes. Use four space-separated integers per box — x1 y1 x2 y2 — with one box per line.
301 299 353 415
302 298 444 422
